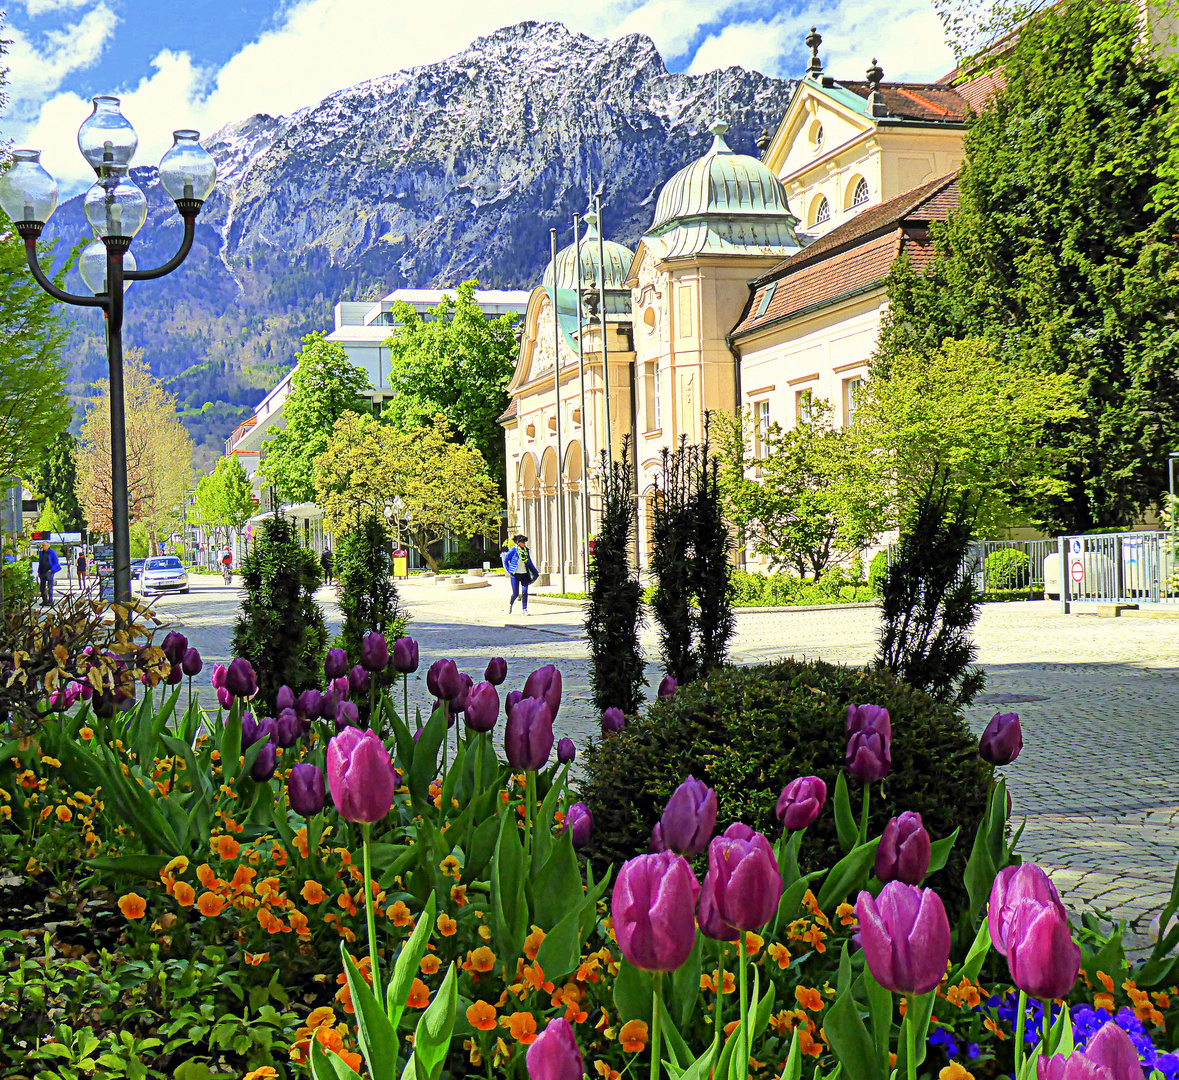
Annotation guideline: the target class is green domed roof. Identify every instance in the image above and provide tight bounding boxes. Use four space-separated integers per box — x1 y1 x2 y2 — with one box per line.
542 210 634 292
650 120 794 232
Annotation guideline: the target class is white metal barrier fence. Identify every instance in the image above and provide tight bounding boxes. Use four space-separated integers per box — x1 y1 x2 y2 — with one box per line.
1057 531 1178 612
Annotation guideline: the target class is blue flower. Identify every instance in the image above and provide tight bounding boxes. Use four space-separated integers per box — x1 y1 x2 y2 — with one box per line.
928 1028 959 1060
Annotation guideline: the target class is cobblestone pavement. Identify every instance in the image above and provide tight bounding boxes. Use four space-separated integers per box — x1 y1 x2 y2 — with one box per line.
156 577 1179 940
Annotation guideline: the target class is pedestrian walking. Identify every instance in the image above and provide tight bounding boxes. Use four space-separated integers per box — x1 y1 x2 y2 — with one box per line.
321 546 334 586
75 549 88 592
502 534 538 616
36 541 61 605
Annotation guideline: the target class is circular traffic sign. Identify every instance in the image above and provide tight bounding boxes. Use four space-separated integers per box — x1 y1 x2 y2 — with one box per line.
1070 560 1085 583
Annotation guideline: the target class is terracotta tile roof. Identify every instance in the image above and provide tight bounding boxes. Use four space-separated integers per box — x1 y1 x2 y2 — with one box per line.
498 398 518 424
952 68 1006 111
835 81 971 122
731 174 959 339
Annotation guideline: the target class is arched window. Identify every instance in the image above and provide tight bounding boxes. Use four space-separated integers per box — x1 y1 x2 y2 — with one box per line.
850 177 870 208
812 196 830 226
810 122 824 152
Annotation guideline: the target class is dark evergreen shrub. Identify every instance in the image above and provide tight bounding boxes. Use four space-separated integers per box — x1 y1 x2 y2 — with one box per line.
335 515 405 677
868 551 889 596
693 432 734 673
578 658 989 912
231 514 327 712
876 470 985 706
585 440 645 714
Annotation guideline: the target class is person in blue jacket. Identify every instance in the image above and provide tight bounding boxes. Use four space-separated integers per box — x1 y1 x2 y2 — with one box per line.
36 541 61 605
502 534 538 615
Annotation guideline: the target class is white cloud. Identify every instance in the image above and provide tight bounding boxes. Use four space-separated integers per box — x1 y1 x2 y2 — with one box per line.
18 0 95 15
7 0 956 195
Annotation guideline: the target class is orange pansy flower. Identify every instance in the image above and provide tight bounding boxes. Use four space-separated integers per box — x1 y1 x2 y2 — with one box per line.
407 978 431 1008
118 893 147 920
437 913 457 936
301 880 328 904
172 882 196 907
507 1011 538 1044
619 1019 648 1053
196 891 225 917
466 1001 498 1031
420 954 442 975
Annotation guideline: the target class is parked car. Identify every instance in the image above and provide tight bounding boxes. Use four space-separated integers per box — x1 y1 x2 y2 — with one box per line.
131 559 146 582
137 555 189 595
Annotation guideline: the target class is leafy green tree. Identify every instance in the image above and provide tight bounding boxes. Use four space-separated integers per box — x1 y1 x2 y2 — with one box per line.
857 338 1082 534
259 333 371 504
382 280 518 487
35 432 86 533
314 412 499 572
34 498 64 535
875 0 1179 531
193 456 256 544
715 399 883 579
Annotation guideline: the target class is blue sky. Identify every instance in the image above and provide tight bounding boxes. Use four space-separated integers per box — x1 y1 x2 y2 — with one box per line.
3 0 956 191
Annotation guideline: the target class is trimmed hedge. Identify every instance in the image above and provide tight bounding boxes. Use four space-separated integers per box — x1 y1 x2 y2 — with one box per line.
578 658 989 909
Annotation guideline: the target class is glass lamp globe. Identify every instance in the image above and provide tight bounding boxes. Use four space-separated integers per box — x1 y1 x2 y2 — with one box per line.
78 237 137 294
0 150 59 224
158 130 216 203
78 96 138 174
83 167 148 239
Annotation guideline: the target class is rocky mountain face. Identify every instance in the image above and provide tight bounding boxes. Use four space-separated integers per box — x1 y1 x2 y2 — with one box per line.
46 21 794 468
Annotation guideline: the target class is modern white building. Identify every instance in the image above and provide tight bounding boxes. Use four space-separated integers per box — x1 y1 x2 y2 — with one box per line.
222 288 530 561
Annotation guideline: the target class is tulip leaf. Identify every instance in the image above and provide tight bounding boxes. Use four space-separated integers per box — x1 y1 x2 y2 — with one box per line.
385 693 416 769
833 771 858 855
490 806 528 964
948 918 991 985
613 959 654 1023
925 827 959 878
860 966 892 1066
781 1029 802 1080
963 811 998 919
775 872 819 932
412 962 458 1080
667 1034 719 1080
532 832 582 930
781 830 803 891
988 776 1009 866
816 839 880 912
669 931 702 1030
534 899 586 982
439 736 465 817
388 893 437 1031
531 764 570 877
221 711 242 787
463 814 501 883
660 997 691 1071
753 978 776 1039
823 985 887 1080
86 854 173 882
341 943 400 1080
721 967 758 1080
310 1036 364 1080
1047 1003 1073 1057
893 990 935 1074
408 702 448 809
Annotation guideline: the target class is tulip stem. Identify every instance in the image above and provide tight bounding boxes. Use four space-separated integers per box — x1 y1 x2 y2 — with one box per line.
1041 998 1051 1056
1014 989 1027 1075
651 971 663 1080
904 1001 916 1080
369 680 377 734
859 784 871 847
362 823 382 1009
404 674 411 730
738 930 750 1080
713 945 726 1038
524 770 536 862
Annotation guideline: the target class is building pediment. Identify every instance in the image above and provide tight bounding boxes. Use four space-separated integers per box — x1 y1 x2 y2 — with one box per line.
763 79 877 184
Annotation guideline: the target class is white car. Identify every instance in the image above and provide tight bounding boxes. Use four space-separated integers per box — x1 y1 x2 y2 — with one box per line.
138 555 189 595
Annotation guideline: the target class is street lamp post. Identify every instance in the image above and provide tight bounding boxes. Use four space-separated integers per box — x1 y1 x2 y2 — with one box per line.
0 98 216 607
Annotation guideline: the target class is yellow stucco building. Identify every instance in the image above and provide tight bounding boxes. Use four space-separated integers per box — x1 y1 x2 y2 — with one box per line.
502 30 988 578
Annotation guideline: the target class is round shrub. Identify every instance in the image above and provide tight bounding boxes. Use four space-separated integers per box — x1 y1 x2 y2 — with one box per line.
869 550 889 596
578 658 989 910
985 548 1031 590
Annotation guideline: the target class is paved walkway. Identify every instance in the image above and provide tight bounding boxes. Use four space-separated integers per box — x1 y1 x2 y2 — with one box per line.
156 576 1179 945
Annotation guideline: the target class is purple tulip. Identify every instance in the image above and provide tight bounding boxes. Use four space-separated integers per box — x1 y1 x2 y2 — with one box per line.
1080 1022 1146 1080
216 685 233 710
658 675 678 698
846 729 891 783
1038 1055 1123 1080
225 657 257 699
296 689 322 720
360 632 389 672
847 703 892 742
427 658 462 701
875 812 932 886
505 689 524 717
326 727 397 823
288 762 325 817
333 676 350 701
181 648 203 677
557 737 576 764
392 637 419 674
465 681 500 733
166 663 183 685
697 870 739 942
705 828 781 931
855 881 951 995
275 708 301 748
324 648 348 680
612 850 700 972
241 713 277 750
505 696 554 771
484 657 508 686
276 685 296 713
524 664 562 720
601 708 625 735
251 741 277 782
526 1017 584 1080
776 776 827 831
162 631 188 666
980 710 1023 767
211 663 228 690
336 700 359 729
453 672 473 714
988 863 1068 957
564 802 593 847
1007 898 1080 999
349 664 369 696
650 777 717 857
